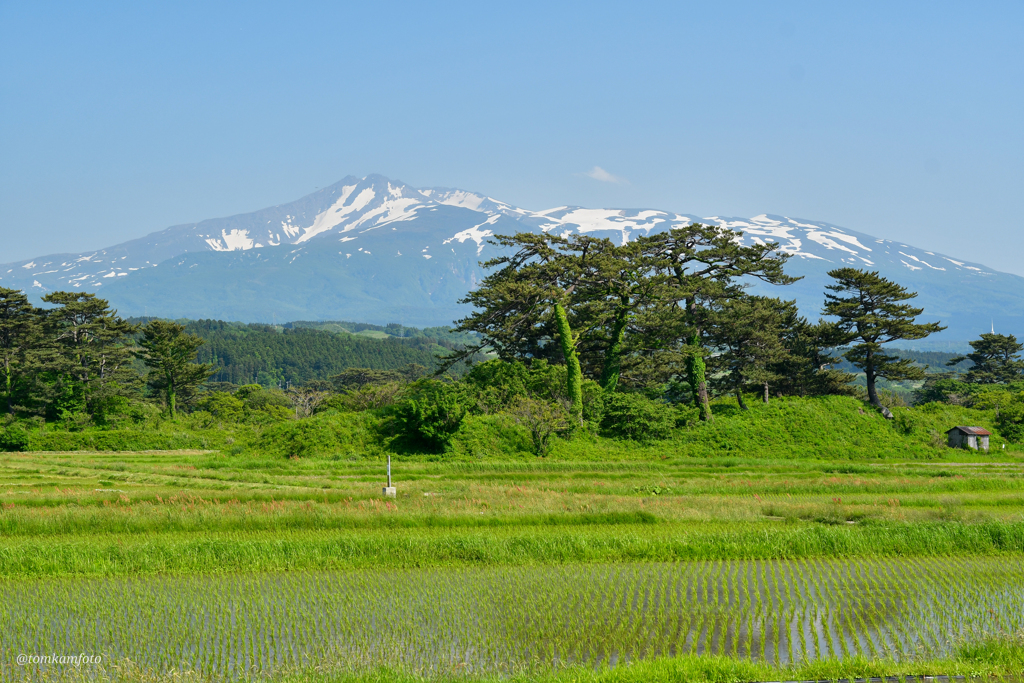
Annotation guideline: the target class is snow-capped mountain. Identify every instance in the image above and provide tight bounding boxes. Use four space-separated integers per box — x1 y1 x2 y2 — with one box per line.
1 174 1021 341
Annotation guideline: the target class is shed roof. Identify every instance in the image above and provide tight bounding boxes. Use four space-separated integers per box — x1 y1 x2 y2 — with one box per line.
946 426 992 436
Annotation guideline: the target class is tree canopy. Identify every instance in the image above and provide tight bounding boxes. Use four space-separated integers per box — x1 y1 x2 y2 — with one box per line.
949 333 1024 384
823 268 945 415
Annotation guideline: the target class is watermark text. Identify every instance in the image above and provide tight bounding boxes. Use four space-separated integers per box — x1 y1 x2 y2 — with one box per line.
17 653 102 667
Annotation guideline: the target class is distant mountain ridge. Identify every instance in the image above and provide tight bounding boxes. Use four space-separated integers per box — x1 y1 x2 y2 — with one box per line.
2 174 1021 340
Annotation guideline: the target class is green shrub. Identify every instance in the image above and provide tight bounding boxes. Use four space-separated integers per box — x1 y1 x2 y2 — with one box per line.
581 380 605 424
398 381 468 452
332 382 405 412
891 408 920 435
465 359 530 412
509 396 571 456
254 411 378 458
0 424 29 452
525 359 568 403
600 393 676 442
996 394 1024 444
447 414 534 458
202 384 294 423
29 429 206 451
197 392 246 422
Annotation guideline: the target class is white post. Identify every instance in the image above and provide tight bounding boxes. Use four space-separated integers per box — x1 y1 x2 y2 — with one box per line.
383 455 396 497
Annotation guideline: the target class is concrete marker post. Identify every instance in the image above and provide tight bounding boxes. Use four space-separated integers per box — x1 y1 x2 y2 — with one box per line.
383 454 396 497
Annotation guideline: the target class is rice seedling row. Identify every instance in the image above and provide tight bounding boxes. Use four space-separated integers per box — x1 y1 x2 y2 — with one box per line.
2 556 1022 681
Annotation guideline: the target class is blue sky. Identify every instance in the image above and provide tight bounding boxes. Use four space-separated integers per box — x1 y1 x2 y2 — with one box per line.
2 1 1022 274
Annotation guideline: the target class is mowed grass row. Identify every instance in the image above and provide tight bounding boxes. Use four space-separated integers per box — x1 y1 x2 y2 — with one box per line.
1 521 1024 578
3 557 1023 682
3 450 1024 541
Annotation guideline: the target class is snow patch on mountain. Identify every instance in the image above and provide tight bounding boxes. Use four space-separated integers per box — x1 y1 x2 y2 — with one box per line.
445 214 501 254
206 228 256 251
294 183 362 243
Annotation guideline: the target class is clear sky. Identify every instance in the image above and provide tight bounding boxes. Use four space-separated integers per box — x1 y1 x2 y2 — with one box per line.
2 1 1022 273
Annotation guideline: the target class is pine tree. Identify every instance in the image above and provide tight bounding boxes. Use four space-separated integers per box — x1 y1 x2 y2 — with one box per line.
824 269 945 415
453 233 607 425
708 296 793 409
638 224 797 421
42 292 138 418
949 333 1024 384
774 319 856 397
136 320 214 416
0 288 43 416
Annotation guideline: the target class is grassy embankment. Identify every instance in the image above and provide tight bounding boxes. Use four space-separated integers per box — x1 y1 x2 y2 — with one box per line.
11 393 1024 459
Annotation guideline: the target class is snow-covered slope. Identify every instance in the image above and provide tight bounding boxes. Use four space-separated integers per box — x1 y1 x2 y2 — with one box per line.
1 175 1020 340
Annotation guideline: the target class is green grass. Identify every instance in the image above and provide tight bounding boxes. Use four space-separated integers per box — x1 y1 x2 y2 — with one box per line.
2 521 1024 578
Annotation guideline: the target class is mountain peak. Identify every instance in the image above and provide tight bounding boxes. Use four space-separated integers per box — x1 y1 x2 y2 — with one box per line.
1 175 1019 339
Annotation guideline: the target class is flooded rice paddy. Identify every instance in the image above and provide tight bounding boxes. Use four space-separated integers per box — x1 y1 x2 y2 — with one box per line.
3 556 1023 680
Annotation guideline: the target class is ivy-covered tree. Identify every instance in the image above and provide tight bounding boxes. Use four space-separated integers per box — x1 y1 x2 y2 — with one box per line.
572 239 661 392
635 224 797 421
454 233 608 425
136 320 214 416
823 268 945 416
949 333 1024 384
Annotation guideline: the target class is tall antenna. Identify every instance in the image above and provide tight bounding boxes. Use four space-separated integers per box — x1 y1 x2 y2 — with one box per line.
992 319 995 334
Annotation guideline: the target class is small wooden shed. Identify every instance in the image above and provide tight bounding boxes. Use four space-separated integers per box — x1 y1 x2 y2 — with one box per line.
946 426 991 451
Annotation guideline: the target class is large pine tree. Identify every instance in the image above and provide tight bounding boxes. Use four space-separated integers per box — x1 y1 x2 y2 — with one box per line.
0 288 42 416
707 296 791 409
949 333 1024 384
136 320 214 416
637 224 796 421
824 268 945 415
42 292 138 418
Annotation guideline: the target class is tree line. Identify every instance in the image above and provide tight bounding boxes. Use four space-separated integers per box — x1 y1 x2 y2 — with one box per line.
0 289 215 420
0 288 464 424
448 225 949 421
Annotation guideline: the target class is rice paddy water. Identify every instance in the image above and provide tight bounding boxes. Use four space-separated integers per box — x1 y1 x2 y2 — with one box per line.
2 556 1022 681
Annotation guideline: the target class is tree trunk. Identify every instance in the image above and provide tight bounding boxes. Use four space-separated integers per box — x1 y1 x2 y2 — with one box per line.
4 359 11 416
686 333 713 422
763 382 769 404
865 353 879 407
554 302 583 425
600 300 629 393
863 352 893 419
166 370 177 417
736 390 748 411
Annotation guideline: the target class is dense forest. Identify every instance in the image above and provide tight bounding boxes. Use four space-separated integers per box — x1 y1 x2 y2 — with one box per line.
130 319 464 387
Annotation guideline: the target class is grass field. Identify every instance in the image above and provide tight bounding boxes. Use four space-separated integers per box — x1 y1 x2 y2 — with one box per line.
2 438 1024 681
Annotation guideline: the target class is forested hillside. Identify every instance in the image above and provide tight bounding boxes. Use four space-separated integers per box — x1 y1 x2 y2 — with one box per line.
289 320 479 346
135 320 464 387
832 349 971 375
